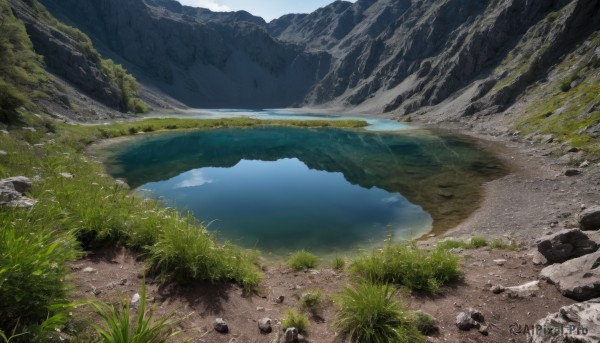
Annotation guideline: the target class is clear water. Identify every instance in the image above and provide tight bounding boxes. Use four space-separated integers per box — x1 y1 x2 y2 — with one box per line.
100 125 507 255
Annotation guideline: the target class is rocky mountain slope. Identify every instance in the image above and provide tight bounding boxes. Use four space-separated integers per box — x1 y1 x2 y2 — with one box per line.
38 0 331 108
4 0 599 152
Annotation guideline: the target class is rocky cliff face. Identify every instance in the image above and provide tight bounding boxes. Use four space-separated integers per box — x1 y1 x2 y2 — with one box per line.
271 0 600 119
30 0 600 125
39 0 331 108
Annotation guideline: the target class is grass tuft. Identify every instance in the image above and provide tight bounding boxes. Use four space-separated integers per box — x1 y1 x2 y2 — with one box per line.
281 309 309 334
333 283 424 343
332 256 345 271
300 290 323 313
287 250 319 271
91 281 186 343
349 243 461 293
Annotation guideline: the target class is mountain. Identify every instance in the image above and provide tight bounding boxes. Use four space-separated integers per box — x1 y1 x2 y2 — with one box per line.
37 0 331 108
4 0 600 149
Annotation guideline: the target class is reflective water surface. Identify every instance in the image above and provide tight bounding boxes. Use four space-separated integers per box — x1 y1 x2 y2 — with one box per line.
99 126 507 254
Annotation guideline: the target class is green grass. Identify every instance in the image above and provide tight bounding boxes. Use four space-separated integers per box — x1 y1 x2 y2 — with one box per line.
287 250 320 271
333 283 424 343
91 282 185 343
349 243 462 293
332 256 345 271
0 0 48 124
281 309 309 334
413 310 437 336
300 290 323 313
516 30 600 156
0 207 80 334
436 236 518 251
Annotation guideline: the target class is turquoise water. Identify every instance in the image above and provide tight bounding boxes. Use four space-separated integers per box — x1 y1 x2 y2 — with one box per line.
101 125 507 255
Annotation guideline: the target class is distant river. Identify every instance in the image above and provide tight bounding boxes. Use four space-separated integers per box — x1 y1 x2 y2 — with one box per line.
99 112 507 255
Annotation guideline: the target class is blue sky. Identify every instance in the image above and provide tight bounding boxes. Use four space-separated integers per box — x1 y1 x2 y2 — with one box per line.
176 0 355 22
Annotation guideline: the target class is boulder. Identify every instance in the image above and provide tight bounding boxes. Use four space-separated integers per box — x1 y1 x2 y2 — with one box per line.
456 309 484 330
540 251 600 301
528 298 600 343
258 317 272 333
214 318 229 333
536 229 598 264
579 206 600 231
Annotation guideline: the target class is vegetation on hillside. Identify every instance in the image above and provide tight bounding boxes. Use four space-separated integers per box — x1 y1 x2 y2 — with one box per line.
30 0 148 114
517 29 600 156
0 0 47 123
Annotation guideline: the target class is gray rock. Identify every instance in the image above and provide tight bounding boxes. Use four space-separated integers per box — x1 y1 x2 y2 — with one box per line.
275 295 285 304
536 228 598 264
455 309 484 330
60 172 74 179
0 176 32 194
528 298 600 343
258 317 272 333
505 280 540 297
214 318 228 333
284 327 298 343
0 150 7 156
540 251 600 301
130 293 141 309
82 266 97 273
579 206 600 231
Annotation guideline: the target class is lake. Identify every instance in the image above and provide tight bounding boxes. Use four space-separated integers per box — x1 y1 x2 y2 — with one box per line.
99 122 507 255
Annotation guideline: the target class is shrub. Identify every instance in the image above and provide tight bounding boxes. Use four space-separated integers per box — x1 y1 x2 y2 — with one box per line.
91 282 185 343
349 244 461 293
413 310 438 336
300 290 323 313
287 250 319 271
281 309 309 334
333 283 424 343
147 221 262 290
332 256 345 271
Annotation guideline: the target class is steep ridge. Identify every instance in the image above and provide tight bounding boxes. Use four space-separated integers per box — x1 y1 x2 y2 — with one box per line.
270 0 600 118
39 0 331 108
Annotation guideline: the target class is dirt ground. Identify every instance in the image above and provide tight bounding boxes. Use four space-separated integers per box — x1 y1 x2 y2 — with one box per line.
69 245 575 343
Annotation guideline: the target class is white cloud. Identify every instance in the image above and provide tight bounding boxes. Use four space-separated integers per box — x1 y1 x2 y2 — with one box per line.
176 170 213 188
177 0 230 12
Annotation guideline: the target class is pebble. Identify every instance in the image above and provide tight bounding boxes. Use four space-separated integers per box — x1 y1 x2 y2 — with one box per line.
82 267 96 273
214 318 228 333
494 259 507 266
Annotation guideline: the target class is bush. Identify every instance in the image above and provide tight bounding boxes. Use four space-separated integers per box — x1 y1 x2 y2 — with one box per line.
333 283 424 343
281 309 309 334
350 244 461 293
332 256 345 271
91 281 185 343
469 236 489 248
287 250 319 271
